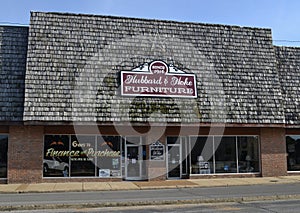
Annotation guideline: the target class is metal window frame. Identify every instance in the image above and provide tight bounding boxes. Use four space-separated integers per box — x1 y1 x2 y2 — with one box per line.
188 135 261 176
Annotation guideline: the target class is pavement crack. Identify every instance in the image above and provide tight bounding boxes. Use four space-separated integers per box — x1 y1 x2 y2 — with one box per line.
15 184 29 192
107 182 113 190
239 201 280 213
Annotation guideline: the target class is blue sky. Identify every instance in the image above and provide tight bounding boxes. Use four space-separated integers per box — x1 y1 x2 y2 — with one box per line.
0 0 299 46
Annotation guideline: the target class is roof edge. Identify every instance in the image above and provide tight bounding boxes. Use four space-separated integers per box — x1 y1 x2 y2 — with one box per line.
23 121 286 128
30 11 272 32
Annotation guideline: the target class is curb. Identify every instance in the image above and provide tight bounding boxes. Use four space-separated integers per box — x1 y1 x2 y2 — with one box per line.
2 179 300 194
1 194 300 211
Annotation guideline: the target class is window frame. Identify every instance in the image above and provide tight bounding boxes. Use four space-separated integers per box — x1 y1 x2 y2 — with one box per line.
43 134 123 179
188 135 260 176
0 134 8 180
286 135 300 173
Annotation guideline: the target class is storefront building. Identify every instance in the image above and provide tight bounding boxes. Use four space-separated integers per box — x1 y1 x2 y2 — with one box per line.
0 12 299 183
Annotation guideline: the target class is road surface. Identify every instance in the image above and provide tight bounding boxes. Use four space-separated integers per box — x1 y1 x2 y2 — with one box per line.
0 183 300 211
3 200 300 213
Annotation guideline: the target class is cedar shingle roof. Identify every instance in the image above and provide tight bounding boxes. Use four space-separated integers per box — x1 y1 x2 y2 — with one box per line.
5 14 300 125
23 12 286 124
276 46 300 125
0 26 28 122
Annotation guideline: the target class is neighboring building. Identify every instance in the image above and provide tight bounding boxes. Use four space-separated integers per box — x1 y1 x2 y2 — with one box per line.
0 11 299 183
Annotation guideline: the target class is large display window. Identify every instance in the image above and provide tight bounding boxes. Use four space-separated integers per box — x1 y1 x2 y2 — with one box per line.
190 137 213 174
97 136 122 177
189 136 259 174
237 137 260 173
0 135 8 179
215 137 236 173
286 135 300 172
43 135 70 177
43 135 121 178
70 135 96 177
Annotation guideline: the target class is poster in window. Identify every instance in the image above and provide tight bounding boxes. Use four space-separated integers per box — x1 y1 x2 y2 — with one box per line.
43 135 70 177
97 136 121 177
99 169 110 177
70 135 96 177
150 141 165 161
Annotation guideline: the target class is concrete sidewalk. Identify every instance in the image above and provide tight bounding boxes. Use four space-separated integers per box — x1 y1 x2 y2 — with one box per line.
0 176 300 194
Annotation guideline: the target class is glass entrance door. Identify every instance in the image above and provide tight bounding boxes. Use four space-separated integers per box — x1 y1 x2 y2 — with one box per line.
125 145 142 180
167 144 182 179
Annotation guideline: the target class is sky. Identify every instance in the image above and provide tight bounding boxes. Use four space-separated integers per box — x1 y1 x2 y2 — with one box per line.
0 0 299 46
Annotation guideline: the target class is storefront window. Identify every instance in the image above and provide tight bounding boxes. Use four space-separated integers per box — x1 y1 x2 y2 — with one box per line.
215 137 237 173
43 135 121 178
190 137 213 174
43 135 70 177
97 136 121 177
167 136 180 144
237 137 259 173
190 136 259 175
286 135 300 171
0 135 8 179
70 135 96 177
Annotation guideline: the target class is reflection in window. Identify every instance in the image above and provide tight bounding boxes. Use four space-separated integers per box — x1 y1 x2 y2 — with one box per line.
286 136 300 171
97 136 121 177
215 137 236 173
70 135 96 177
43 135 70 177
167 136 180 145
43 135 121 178
237 137 259 173
0 135 8 179
190 137 213 174
190 136 259 175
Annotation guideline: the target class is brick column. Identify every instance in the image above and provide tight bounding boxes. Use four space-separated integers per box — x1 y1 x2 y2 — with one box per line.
147 130 167 181
8 126 44 183
260 128 287 177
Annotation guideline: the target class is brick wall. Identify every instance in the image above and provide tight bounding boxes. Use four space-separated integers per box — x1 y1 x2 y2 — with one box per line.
147 132 166 181
260 127 287 177
8 126 44 183
5 125 290 183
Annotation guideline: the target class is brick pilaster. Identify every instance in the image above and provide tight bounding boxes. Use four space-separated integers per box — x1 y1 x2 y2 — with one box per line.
260 128 287 177
8 126 44 183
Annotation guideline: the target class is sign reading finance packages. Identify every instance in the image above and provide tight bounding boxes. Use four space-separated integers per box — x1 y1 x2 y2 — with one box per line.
121 61 197 98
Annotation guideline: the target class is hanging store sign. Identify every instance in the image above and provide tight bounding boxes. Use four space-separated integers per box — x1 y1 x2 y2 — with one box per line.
150 141 165 161
121 61 197 98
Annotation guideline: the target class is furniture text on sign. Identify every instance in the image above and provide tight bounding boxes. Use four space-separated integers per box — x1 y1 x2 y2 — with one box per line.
121 61 197 98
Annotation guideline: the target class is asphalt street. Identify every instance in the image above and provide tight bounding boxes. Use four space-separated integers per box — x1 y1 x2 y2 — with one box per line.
2 200 300 213
0 183 300 211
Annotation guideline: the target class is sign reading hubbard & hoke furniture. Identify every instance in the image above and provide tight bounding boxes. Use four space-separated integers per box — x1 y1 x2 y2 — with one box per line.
121 61 197 98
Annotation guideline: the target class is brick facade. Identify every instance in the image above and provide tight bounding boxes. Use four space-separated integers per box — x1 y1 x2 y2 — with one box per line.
260 128 287 177
8 126 44 183
1 12 300 183
2 125 300 183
